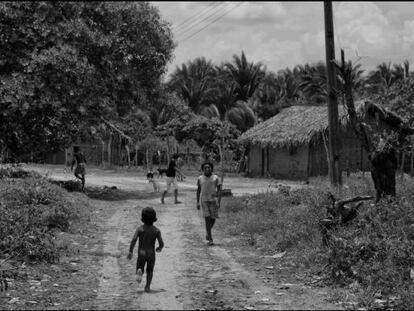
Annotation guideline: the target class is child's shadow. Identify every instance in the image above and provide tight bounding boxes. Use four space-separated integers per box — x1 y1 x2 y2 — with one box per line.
137 288 167 294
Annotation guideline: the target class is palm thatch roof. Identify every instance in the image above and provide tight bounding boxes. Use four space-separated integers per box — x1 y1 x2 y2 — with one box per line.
238 100 410 148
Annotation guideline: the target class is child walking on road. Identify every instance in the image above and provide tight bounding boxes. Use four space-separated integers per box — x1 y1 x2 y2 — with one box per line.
71 146 87 191
127 207 164 292
196 162 222 246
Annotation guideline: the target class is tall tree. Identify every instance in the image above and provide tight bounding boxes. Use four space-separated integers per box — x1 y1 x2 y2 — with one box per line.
298 62 328 105
335 55 414 201
0 1 174 159
223 51 265 102
167 57 218 117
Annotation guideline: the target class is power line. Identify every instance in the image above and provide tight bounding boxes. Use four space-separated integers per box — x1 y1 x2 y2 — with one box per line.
178 2 244 44
175 2 231 38
173 2 222 32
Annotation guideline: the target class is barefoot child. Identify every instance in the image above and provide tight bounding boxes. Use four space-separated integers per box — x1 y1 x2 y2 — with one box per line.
70 146 87 191
196 162 222 246
127 207 164 292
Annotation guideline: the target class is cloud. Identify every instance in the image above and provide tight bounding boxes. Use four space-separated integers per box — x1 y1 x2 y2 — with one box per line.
154 2 414 78
226 2 287 22
335 2 398 56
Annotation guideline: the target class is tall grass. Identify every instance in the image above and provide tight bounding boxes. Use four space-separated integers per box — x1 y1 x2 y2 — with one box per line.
220 172 414 309
0 167 82 262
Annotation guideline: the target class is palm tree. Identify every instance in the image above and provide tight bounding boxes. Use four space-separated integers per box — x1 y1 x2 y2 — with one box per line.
225 100 256 132
365 62 395 95
223 51 265 101
251 70 299 121
298 62 328 105
167 57 218 116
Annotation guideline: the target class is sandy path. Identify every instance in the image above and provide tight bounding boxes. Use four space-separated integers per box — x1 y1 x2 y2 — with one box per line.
25 164 341 310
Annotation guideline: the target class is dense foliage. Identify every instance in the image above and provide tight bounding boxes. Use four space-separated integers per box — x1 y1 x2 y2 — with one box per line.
0 1 174 159
220 174 414 309
0 167 80 262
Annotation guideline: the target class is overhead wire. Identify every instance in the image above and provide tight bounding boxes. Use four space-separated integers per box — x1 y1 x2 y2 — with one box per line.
173 2 222 32
177 2 244 44
174 2 231 38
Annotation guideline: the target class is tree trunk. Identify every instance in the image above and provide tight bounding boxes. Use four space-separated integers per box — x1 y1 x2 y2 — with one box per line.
341 54 397 202
145 147 149 171
125 145 131 167
400 151 406 178
134 145 138 167
369 148 397 202
166 136 170 164
107 134 112 168
411 142 414 177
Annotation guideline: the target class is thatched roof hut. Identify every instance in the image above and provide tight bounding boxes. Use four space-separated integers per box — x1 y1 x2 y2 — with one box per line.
238 101 409 180
238 101 409 148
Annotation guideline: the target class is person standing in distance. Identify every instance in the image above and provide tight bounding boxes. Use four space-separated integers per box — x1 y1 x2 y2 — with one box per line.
161 154 184 204
71 146 87 191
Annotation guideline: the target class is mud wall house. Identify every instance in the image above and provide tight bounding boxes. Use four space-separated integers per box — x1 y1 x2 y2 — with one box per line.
237 102 398 181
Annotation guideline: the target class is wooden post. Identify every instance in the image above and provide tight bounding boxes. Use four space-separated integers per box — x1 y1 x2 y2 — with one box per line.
135 145 138 167
324 1 342 186
107 134 112 168
411 138 414 177
400 151 406 178
166 136 170 164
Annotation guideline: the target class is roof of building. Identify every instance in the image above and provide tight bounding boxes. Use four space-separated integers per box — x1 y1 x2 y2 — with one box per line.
238 100 408 148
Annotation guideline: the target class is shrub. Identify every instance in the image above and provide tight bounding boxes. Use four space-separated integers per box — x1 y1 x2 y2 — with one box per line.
327 194 414 308
0 174 80 262
221 187 328 256
220 173 414 309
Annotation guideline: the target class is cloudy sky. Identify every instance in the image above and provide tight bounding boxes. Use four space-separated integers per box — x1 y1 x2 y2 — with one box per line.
151 1 414 79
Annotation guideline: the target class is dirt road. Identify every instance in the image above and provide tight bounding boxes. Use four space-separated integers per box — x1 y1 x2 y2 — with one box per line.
26 165 341 310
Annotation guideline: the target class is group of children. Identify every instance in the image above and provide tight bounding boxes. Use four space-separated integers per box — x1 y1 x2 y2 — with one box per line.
128 160 222 292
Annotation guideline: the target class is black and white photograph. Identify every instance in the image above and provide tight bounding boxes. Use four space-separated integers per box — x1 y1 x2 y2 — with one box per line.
0 1 413 310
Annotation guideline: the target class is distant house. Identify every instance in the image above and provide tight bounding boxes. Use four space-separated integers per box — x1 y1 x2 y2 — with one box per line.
238 101 405 180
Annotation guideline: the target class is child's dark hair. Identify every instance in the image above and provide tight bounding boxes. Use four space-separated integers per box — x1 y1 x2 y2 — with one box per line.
201 161 214 171
141 207 157 225
147 172 154 179
74 146 80 152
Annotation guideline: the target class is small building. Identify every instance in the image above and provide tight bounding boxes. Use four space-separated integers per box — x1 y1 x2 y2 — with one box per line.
238 102 401 180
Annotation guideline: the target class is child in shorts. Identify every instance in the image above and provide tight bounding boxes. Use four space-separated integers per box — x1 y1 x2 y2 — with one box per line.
196 162 222 245
127 207 164 292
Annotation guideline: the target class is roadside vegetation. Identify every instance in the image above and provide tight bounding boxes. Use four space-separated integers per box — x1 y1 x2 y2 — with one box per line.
0 166 83 264
220 173 414 309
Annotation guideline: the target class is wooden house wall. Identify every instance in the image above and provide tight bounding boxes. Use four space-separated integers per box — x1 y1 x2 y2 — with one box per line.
248 144 263 176
308 141 328 177
248 144 309 180
268 145 309 180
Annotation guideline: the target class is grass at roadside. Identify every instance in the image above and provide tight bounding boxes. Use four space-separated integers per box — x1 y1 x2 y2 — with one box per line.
220 172 414 309
0 165 101 309
0 167 84 263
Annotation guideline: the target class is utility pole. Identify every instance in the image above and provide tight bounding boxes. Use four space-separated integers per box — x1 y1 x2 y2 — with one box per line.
324 1 342 186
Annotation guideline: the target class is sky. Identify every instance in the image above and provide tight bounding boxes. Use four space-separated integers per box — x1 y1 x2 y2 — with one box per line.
150 1 414 80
